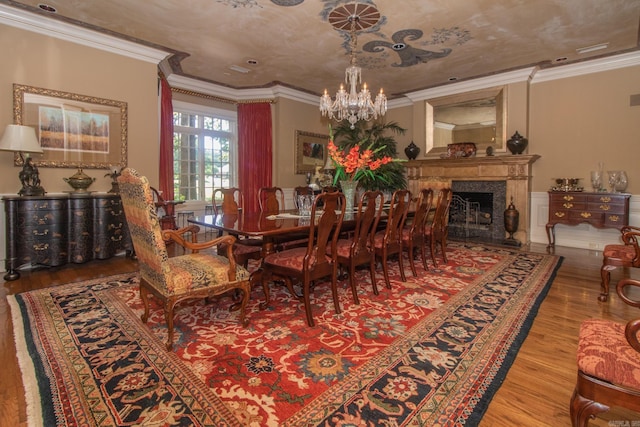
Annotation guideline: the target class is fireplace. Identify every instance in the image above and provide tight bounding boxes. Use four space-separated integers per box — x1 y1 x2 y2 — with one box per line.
404 154 539 244
450 181 506 243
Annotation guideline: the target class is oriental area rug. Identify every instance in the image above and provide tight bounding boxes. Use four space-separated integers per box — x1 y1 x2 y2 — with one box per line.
9 243 562 426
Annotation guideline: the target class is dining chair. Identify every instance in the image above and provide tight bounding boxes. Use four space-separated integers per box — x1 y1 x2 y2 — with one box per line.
258 186 285 214
256 191 346 327
150 186 176 230
293 186 314 208
333 190 384 304
212 187 262 268
374 189 411 288
118 168 251 351
599 225 640 301
425 188 453 267
402 188 434 276
570 277 640 426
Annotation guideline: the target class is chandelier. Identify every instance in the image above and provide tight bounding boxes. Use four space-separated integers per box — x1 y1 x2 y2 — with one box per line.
319 4 386 129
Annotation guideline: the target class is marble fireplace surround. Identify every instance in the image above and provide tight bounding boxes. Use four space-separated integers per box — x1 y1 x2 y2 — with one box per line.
404 155 540 244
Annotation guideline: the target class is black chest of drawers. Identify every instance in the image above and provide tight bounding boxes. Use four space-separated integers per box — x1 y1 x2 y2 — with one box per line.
3 193 133 280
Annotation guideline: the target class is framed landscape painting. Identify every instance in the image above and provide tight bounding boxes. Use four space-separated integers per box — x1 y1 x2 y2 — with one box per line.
13 83 128 169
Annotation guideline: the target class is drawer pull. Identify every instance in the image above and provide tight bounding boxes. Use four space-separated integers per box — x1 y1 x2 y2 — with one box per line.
599 205 610 211
34 243 49 251
32 229 49 236
609 215 620 222
111 235 123 242
563 195 574 201
554 212 565 218
580 212 592 218
599 196 612 203
563 203 573 209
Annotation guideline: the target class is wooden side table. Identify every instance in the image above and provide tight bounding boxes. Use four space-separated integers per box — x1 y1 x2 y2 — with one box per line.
546 191 631 247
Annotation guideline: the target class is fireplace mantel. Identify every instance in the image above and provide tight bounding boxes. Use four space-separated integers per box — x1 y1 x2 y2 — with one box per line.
404 155 540 244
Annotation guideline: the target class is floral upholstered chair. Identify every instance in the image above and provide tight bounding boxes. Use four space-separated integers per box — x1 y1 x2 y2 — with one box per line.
118 168 251 351
570 277 640 426
599 225 640 302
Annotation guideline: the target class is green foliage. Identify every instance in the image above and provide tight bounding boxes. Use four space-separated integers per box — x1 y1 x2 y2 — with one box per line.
332 120 408 191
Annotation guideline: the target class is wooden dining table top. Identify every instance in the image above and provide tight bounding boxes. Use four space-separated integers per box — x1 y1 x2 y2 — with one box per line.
188 209 358 239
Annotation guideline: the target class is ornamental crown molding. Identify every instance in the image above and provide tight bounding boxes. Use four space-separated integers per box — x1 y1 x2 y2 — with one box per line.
0 3 169 64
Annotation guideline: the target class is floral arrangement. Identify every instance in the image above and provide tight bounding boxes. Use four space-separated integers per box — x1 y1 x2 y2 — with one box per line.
327 126 396 184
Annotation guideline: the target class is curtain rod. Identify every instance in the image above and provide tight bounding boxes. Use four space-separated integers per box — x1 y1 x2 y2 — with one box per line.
170 87 276 105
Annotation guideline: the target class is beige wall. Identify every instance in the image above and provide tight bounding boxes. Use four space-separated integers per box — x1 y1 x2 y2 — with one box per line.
0 25 159 195
529 67 640 193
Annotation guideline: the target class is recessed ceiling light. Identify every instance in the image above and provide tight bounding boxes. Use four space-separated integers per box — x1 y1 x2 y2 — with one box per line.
37 3 57 12
576 43 609 55
448 77 458 81
229 65 250 74
246 59 259 65
554 57 568 63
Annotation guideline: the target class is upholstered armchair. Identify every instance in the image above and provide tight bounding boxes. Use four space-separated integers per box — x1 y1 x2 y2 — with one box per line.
118 168 251 351
599 225 640 301
570 277 640 426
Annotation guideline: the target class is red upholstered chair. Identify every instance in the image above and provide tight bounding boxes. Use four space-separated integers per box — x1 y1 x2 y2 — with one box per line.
212 187 262 268
258 186 285 214
118 168 251 351
333 190 384 304
570 277 640 426
402 188 434 276
373 189 411 288
425 188 453 267
256 191 346 327
599 226 640 301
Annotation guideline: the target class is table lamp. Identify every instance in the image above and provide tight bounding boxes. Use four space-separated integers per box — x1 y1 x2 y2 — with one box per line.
0 124 46 196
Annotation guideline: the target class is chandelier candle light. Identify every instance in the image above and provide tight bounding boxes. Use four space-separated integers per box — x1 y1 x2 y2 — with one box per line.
320 4 386 129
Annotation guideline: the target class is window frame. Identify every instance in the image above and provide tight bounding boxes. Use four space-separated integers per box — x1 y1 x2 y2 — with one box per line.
172 100 238 202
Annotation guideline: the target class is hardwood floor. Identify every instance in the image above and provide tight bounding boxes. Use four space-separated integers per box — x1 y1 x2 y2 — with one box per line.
1 243 638 426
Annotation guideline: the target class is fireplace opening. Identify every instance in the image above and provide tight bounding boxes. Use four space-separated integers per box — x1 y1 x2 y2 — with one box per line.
450 181 506 243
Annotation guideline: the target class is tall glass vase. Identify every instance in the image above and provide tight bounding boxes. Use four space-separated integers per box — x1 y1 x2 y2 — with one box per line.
340 180 359 213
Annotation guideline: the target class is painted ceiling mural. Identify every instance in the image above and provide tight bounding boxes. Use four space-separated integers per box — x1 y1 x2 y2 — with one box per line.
4 0 638 96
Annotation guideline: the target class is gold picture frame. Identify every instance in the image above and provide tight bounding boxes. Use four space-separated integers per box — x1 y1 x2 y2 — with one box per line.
13 83 128 169
295 130 328 174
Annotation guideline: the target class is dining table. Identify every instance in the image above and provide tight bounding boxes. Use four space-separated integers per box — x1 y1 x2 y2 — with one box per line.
188 209 359 257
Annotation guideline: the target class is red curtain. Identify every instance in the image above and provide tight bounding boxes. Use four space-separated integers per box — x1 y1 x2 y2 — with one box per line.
159 75 174 201
237 103 272 213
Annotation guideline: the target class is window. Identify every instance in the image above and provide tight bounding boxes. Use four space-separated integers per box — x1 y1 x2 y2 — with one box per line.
172 101 237 202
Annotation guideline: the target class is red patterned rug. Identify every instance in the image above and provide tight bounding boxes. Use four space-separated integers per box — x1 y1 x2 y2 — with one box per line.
9 243 562 426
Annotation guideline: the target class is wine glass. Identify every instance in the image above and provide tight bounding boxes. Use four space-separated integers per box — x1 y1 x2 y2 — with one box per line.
590 171 602 192
607 171 620 193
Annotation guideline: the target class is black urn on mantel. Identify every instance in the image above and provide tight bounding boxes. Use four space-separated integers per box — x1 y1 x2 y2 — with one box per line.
507 131 529 154
404 141 420 160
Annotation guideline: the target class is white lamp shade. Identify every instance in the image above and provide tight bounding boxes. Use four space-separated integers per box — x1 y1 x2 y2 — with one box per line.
0 124 43 154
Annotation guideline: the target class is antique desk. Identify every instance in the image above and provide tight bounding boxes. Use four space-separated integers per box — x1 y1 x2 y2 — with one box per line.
545 191 631 247
3 193 133 280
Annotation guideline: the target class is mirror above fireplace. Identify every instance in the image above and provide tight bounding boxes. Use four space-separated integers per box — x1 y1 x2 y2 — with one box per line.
425 86 507 158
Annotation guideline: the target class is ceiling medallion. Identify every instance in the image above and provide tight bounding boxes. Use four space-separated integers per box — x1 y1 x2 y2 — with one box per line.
320 3 386 129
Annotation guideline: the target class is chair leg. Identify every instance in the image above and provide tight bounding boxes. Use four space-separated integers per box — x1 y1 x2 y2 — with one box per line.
233 282 251 327
302 279 315 327
251 269 270 310
140 284 150 323
419 239 429 271
440 236 448 264
398 251 407 282
349 263 360 304
369 259 379 295
164 300 176 351
599 264 612 302
381 252 392 289
569 387 610 427
430 239 438 268
331 266 342 315
407 243 418 277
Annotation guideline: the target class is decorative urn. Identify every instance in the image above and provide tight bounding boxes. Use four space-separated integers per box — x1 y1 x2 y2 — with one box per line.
404 141 420 160
506 131 528 154
64 168 96 192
